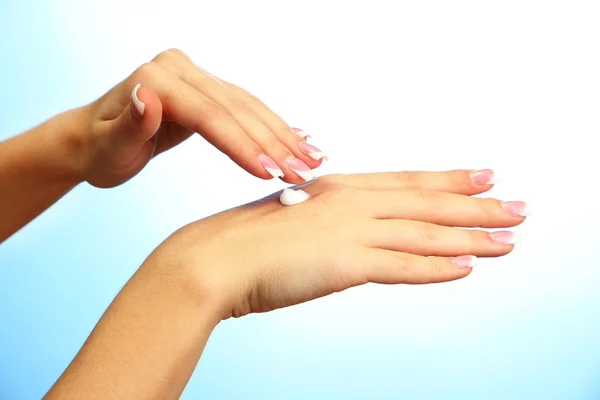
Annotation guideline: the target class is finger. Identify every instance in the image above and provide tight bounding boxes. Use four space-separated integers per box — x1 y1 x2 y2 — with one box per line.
153 122 194 157
222 80 326 168
357 188 528 228
358 249 474 285
367 219 517 257
129 63 274 180
327 169 496 195
152 56 314 183
109 84 162 147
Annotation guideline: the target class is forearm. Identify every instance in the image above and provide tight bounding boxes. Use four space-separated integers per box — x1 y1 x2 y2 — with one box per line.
0 108 87 242
44 250 221 400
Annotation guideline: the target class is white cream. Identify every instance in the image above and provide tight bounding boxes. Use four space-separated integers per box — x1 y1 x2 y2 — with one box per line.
279 188 311 206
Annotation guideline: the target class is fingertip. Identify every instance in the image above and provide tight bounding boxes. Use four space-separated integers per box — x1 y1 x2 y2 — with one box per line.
449 255 477 279
296 140 328 168
134 85 162 118
468 169 496 189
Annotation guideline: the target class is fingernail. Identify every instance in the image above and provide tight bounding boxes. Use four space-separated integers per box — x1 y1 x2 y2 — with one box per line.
299 142 329 161
292 127 311 139
470 169 496 186
131 83 145 117
501 201 531 217
258 154 284 178
286 156 315 181
452 255 478 268
489 231 520 244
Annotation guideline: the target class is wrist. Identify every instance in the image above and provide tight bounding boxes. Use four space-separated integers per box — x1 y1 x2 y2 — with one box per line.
49 106 92 185
141 244 227 329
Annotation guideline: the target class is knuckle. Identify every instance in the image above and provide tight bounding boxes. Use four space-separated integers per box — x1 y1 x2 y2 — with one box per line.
466 230 486 252
224 97 250 115
236 89 260 106
274 123 295 140
417 189 442 208
132 62 162 82
446 172 464 192
165 48 189 59
261 134 287 155
428 259 445 280
195 105 230 130
396 253 414 275
396 171 416 186
478 198 500 218
154 48 188 63
419 223 438 244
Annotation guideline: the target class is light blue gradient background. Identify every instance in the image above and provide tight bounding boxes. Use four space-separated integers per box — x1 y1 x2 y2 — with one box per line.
1 1 600 399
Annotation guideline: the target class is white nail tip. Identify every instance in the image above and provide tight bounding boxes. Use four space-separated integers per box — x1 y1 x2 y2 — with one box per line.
520 204 533 217
279 188 311 206
308 151 329 161
508 233 522 244
290 168 315 181
468 256 478 267
131 83 145 116
294 129 311 138
264 166 284 178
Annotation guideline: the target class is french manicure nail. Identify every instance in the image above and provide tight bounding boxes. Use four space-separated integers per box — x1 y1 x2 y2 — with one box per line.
502 201 531 217
299 142 329 161
131 83 145 116
489 231 520 244
258 154 284 178
292 127 311 139
286 156 315 181
470 169 496 186
452 255 478 268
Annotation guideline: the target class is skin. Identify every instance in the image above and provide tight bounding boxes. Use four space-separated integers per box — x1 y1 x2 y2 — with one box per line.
43 170 525 399
0 47 527 399
0 48 321 242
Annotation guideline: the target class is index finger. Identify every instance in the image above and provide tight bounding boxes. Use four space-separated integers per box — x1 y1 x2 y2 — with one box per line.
326 169 496 195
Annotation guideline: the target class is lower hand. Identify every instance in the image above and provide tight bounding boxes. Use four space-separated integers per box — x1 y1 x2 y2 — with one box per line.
76 48 324 188
148 169 527 319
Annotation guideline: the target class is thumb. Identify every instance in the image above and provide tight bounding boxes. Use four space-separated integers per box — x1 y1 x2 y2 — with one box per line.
110 83 162 146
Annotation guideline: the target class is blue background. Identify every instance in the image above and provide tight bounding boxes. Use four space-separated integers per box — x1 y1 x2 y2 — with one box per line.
1 1 600 399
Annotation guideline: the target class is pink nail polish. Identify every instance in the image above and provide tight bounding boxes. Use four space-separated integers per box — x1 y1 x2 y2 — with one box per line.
452 255 478 268
501 201 530 217
258 154 284 178
292 127 311 139
285 156 315 181
470 169 495 186
299 142 329 161
489 231 520 244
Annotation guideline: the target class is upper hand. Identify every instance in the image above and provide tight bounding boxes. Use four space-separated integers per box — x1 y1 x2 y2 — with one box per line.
78 48 324 188
147 169 528 320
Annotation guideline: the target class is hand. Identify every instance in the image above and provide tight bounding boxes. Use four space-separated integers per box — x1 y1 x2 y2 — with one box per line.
45 169 528 399
78 48 324 188
149 169 528 319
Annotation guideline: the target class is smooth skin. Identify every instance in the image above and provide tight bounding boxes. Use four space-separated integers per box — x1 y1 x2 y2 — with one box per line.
44 170 526 399
0 48 321 242
0 48 527 399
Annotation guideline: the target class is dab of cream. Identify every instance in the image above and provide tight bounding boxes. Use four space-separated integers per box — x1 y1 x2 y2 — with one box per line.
279 188 311 206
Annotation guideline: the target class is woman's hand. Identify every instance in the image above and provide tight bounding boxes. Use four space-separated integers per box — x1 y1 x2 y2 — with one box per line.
152 169 527 319
46 168 528 399
79 48 324 188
